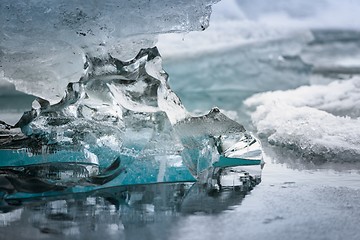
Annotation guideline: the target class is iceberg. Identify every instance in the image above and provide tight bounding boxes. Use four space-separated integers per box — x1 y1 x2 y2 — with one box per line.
0 46 263 199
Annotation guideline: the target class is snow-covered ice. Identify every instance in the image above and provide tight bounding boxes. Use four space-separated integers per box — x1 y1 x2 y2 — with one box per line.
245 78 360 162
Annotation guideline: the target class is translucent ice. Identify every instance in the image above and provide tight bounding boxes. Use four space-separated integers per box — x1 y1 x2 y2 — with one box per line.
14 48 186 146
0 0 263 195
174 107 262 178
0 0 219 103
0 48 262 196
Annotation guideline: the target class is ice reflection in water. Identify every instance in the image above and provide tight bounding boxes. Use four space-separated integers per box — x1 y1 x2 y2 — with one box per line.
0 180 258 239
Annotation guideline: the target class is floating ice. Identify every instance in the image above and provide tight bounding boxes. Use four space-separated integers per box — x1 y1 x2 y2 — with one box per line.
174 107 262 178
0 0 263 198
245 78 360 162
0 48 263 197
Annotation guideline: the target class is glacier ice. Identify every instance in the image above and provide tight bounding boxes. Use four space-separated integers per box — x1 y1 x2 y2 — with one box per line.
245 78 360 162
15 47 187 146
3 1 360 238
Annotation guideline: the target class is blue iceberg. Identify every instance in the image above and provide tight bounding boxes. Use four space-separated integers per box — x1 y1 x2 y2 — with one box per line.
0 47 263 200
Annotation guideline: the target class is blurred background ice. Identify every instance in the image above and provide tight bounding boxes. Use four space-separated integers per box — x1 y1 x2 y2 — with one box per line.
156 0 360 164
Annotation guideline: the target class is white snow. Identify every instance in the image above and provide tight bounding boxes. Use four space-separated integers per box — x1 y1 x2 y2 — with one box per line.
244 78 360 161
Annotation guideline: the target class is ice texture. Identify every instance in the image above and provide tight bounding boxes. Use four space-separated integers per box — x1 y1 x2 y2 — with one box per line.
245 78 360 162
174 107 262 177
0 47 262 193
14 47 188 159
0 0 218 103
